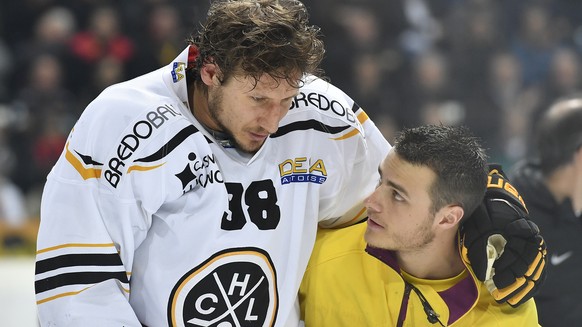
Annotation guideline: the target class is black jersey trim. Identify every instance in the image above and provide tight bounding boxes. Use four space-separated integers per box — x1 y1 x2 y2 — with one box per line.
36 253 124 275
35 271 129 294
270 119 350 138
135 125 199 163
74 151 103 166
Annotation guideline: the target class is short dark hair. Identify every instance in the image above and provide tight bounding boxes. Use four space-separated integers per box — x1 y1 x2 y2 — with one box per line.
188 0 325 88
394 125 488 218
536 94 582 174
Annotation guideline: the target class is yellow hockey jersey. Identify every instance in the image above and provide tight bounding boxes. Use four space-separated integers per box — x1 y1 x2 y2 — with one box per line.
299 223 540 327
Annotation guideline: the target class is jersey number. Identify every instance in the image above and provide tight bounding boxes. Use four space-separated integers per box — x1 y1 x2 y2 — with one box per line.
221 180 281 230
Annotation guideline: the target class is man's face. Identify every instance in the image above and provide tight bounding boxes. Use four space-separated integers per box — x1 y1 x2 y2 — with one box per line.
364 150 438 252
207 73 299 153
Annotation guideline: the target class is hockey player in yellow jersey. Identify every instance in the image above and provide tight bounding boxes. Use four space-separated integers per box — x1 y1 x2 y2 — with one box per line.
299 125 541 326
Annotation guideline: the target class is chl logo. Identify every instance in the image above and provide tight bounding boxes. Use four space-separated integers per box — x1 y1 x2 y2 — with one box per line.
168 248 278 327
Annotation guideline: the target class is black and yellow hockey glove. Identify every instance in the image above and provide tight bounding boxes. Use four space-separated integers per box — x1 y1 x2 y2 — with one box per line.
461 164 547 307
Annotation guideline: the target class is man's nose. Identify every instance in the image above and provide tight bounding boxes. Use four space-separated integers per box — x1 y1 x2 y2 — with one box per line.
261 104 286 134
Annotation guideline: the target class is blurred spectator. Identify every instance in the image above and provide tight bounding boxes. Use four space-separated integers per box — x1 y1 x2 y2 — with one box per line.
402 49 465 128
10 6 76 93
511 94 582 326
0 39 12 102
537 47 582 114
510 3 559 87
308 2 385 93
489 52 541 164
506 46 582 162
1 0 58 46
77 51 126 107
0 176 28 229
398 0 444 56
447 0 504 91
11 53 74 195
0 106 33 253
0 173 31 251
445 0 506 155
349 51 402 124
548 47 582 96
68 5 134 93
128 3 187 78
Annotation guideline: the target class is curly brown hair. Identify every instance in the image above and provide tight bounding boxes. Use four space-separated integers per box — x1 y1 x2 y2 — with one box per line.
188 0 325 89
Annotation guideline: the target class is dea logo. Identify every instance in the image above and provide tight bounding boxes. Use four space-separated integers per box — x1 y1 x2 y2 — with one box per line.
168 248 278 327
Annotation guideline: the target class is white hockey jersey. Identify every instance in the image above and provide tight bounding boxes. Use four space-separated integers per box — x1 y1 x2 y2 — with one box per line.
35 46 390 327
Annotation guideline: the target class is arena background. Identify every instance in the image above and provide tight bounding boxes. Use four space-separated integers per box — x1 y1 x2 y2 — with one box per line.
2 0 582 325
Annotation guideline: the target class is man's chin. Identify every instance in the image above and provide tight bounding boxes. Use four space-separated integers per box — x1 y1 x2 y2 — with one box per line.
234 138 266 154
363 228 378 245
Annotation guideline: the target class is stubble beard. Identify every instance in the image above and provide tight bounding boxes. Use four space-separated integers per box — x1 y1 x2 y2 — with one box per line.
368 213 436 252
207 88 261 154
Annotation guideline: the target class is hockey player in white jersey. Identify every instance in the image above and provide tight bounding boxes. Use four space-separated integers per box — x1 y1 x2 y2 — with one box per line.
35 1 545 326
36 1 381 325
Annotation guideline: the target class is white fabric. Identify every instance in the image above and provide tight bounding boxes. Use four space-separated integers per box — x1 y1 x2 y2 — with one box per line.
35 46 390 326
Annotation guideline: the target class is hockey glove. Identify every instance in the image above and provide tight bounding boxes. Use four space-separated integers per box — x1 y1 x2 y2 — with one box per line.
461 164 547 307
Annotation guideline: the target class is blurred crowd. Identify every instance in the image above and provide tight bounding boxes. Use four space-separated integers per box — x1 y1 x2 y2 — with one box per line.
1 0 582 252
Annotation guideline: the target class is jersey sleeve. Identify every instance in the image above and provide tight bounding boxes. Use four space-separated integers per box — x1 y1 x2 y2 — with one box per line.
305 78 390 227
34 88 191 325
321 107 390 228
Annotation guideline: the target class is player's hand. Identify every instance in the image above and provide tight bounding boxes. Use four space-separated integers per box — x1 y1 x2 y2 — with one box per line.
460 164 547 307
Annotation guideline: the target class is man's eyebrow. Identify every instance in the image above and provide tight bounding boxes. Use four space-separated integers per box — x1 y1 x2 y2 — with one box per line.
378 165 409 197
387 180 409 198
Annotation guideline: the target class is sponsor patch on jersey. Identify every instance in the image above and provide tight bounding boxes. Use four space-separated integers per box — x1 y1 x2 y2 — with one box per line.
171 62 186 83
167 248 278 327
175 152 224 193
290 90 358 124
278 157 327 185
102 105 187 188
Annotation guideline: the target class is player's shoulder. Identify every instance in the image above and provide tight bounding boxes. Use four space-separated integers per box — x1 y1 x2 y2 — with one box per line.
87 70 174 118
78 71 189 140
286 75 361 128
311 223 368 263
65 72 202 180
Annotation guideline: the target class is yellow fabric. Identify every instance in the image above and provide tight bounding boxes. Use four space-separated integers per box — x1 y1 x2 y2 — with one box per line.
401 269 467 293
299 223 540 327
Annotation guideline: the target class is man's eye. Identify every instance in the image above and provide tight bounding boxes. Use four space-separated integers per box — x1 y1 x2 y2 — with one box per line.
252 96 265 102
392 190 404 201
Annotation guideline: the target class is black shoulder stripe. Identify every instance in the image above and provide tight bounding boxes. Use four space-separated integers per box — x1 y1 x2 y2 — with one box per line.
74 152 103 166
270 119 350 138
351 102 360 113
35 271 129 294
135 124 199 163
36 253 124 275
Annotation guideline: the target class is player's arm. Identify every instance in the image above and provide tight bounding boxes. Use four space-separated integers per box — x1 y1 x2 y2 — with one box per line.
35 172 147 326
34 101 153 325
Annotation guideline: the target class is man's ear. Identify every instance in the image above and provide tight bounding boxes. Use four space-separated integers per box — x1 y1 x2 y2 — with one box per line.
200 62 221 86
438 205 464 230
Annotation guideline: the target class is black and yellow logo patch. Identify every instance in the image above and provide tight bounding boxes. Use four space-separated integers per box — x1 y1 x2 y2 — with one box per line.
168 248 278 327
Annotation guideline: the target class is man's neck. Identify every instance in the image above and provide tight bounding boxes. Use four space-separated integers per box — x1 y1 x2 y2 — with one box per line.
396 237 465 280
189 83 220 132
